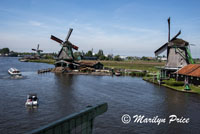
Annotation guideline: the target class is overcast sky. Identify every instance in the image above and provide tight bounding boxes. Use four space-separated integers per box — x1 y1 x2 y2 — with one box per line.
0 0 200 57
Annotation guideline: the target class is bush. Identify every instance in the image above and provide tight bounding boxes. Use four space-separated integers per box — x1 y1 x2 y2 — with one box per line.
130 71 146 77
164 79 184 86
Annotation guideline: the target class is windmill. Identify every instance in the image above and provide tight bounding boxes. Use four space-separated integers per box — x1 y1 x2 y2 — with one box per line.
50 28 79 68
32 44 43 57
155 17 194 72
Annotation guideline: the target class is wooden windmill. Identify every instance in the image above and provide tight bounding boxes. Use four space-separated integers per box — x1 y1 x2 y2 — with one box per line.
51 28 79 68
155 17 193 71
32 44 43 57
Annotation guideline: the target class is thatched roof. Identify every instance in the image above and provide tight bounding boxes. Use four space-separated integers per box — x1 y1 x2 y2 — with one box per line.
169 38 189 47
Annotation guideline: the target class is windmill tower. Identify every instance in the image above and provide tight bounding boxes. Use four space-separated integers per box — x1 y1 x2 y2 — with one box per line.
32 44 43 58
155 17 194 76
51 28 79 68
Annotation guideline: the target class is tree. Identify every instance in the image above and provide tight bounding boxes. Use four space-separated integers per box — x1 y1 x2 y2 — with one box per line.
99 55 106 60
97 49 104 56
94 49 105 60
0 48 10 54
141 56 148 61
126 56 134 60
106 54 113 60
73 51 82 60
114 55 122 61
85 50 93 57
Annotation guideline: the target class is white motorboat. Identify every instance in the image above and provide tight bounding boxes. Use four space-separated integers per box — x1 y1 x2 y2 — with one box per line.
25 94 38 106
8 68 22 76
115 71 121 76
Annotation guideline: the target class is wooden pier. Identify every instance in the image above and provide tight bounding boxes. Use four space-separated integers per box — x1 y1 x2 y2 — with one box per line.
37 68 53 74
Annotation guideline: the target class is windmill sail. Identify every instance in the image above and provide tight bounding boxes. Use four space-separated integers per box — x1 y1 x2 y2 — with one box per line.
154 43 168 56
65 28 73 41
51 35 63 44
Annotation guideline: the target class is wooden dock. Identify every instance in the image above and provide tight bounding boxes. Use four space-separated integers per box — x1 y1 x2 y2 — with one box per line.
37 68 53 74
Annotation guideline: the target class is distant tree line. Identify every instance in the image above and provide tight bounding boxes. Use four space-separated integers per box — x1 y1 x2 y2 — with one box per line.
73 49 124 61
0 48 10 54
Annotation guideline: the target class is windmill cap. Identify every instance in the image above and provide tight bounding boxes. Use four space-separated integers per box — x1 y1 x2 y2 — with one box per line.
168 38 189 47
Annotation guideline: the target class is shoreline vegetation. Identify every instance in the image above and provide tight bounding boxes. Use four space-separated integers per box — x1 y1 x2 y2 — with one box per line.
27 59 165 72
143 77 200 94
25 58 200 94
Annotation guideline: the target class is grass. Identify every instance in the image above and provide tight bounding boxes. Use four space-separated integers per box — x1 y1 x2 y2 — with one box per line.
162 84 200 94
100 60 165 72
28 59 55 64
144 77 200 94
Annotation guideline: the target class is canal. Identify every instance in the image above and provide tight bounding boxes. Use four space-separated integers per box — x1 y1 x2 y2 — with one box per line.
0 57 200 134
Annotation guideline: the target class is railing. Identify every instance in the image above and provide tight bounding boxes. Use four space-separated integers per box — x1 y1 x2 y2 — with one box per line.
28 103 108 134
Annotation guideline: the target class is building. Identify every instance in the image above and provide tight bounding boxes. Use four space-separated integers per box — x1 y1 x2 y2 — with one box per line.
55 60 79 69
171 64 200 85
78 61 104 69
81 56 98 60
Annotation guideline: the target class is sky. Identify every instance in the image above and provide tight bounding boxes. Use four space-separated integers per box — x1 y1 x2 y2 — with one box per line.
0 0 200 57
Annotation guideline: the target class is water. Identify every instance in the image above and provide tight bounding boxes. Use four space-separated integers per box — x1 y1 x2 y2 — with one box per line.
0 57 200 134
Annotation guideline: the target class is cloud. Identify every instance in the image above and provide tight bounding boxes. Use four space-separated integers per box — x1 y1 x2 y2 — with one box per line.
29 21 43 26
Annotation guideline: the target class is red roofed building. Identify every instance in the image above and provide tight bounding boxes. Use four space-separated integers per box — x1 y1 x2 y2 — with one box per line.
172 64 200 85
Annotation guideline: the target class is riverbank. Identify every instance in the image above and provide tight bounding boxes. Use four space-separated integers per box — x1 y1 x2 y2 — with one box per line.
25 59 155 76
143 77 200 94
27 59 55 64
26 59 165 72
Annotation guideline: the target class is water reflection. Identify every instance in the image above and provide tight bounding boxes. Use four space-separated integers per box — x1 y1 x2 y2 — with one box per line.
25 105 39 113
54 73 74 88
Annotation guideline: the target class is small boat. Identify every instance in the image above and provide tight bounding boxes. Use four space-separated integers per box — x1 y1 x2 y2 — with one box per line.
25 94 38 106
8 68 22 76
19 58 28 62
115 71 121 76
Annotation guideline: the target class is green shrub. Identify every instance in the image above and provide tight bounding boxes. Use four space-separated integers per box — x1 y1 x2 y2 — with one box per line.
164 79 184 86
130 71 146 77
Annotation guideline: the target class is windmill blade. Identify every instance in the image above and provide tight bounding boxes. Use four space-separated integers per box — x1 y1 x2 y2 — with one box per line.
38 50 43 52
154 43 168 56
51 35 64 44
72 44 79 50
68 41 79 50
65 28 73 41
168 17 170 42
170 30 181 41
190 44 196 46
37 44 39 50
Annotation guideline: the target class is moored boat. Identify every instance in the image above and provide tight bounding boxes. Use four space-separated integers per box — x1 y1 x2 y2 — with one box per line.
19 58 28 62
115 71 121 76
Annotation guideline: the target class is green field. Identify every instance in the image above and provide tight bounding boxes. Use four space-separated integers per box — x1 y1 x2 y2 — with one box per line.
28 59 55 64
101 60 165 72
